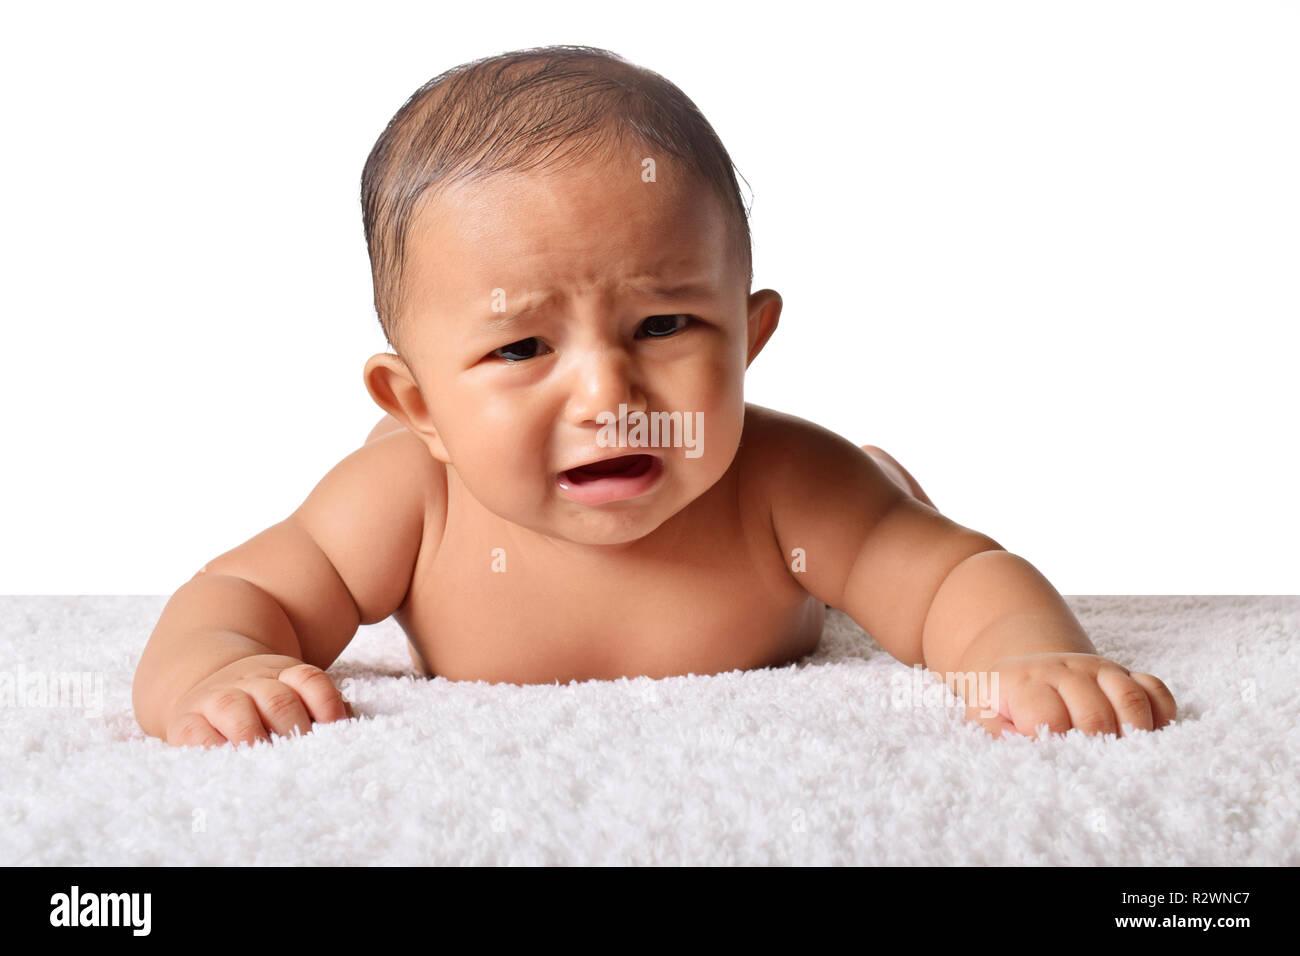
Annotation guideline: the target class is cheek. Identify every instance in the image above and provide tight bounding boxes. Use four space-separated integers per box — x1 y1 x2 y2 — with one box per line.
701 340 747 386
668 347 741 398
465 390 534 441
475 402 553 475
436 394 512 463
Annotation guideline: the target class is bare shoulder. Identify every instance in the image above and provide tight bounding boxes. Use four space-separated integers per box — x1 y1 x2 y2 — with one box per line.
363 424 449 530
736 404 1004 662
735 402 905 593
288 425 447 624
739 401 856 457
737 402 896 515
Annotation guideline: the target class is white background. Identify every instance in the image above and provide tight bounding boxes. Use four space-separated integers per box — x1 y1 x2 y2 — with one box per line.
2 0 1295 594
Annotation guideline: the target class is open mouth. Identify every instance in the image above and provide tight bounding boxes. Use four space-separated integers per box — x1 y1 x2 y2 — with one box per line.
556 453 663 505
561 454 655 484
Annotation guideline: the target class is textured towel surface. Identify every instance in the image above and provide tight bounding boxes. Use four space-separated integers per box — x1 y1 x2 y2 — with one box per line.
1 594 1296 865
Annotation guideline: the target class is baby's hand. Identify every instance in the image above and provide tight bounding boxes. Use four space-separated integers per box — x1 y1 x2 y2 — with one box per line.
954 652 1176 739
163 654 355 749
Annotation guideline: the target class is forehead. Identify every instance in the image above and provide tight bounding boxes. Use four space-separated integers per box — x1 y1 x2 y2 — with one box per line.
403 149 733 305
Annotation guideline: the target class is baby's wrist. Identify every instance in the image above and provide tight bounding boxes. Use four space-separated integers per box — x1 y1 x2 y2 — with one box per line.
948 610 1096 676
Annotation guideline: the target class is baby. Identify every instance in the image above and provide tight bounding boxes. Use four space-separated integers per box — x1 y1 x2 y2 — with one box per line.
133 44 1176 748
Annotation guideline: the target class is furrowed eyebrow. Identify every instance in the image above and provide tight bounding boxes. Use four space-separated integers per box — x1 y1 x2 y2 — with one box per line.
474 279 719 334
480 311 529 334
478 294 557 334
623 278 720 300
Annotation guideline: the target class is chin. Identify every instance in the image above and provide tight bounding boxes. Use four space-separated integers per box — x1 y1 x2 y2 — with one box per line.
555 510 668 547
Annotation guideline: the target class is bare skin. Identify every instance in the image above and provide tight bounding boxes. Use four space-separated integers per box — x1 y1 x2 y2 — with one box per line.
368 407 874 684
133 140 1176 748
362 413 930 680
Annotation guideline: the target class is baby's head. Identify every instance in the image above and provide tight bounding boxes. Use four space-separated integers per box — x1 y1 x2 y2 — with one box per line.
360 45 782 547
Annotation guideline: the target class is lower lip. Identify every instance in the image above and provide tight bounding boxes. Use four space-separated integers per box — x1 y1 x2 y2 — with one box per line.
556 455 664 505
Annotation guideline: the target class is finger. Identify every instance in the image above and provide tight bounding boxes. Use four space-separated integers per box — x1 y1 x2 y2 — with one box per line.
954 674 1024 738
962 699 1023 739
1096 667 1154 736
239 677 314 741
276 663 353 723
1008 682 1072 737
202 688 272 748
1129 672 1177 729
1057 673 1120 737
165 711 229 749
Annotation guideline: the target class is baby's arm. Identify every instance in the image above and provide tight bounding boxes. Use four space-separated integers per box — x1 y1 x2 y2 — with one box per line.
132 429 440 747
756 411 1175 738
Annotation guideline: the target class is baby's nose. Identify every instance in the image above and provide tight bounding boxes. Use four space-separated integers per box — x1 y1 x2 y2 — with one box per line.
563 346 644 425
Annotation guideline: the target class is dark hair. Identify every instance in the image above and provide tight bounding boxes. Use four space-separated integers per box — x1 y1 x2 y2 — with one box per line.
360 44 753 354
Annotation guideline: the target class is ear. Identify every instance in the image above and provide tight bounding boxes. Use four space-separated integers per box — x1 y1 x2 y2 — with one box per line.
745 288 782 368
363 352 451 464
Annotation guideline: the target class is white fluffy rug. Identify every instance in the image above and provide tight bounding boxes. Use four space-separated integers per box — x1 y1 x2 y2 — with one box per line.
1 594 1295 865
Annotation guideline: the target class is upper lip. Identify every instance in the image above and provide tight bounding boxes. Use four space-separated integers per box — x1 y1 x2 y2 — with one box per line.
558 451 659 473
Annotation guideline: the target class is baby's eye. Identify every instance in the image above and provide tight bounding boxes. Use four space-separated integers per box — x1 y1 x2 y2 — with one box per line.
638 314 691 338
492 337 552 363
